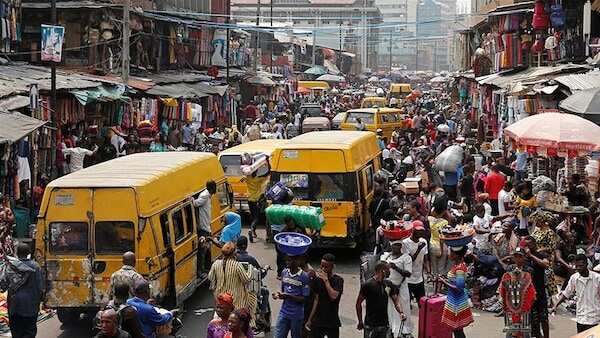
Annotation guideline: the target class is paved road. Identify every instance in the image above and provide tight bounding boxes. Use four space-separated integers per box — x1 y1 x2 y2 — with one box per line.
37 226 579 338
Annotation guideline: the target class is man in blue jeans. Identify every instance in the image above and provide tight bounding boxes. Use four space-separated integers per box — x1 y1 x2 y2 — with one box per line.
272 254 310 338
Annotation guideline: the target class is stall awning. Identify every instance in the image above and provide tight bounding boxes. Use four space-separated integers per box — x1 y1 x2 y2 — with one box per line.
0 112 46 143
146 83 210 98
0 95 30 111
71 85 128 105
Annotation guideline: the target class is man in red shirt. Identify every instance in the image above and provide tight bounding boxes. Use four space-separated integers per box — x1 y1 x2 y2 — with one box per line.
244 101 258 121
484 165 506 216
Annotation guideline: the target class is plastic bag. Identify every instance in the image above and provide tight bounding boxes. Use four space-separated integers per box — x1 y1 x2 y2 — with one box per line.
266 204 325 230
435 145 464 172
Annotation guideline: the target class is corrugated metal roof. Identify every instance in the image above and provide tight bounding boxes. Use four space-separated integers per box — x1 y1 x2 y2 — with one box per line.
555 72 600 91
22 1 119 9
477 64 591 89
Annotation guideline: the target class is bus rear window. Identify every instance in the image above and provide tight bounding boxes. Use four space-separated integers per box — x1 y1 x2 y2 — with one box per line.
346 112 375 124
276 173 358 201
95 221 135 254
50 222 88 254
220 155 242 177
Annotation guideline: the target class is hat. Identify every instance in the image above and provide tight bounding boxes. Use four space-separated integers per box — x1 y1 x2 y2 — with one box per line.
412 220 425 231
216 293 234 308
390 240 403 246
514 247 525 256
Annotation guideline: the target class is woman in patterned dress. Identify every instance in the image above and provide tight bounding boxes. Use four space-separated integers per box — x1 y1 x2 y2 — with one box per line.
439 245 473 338
530 210 559 298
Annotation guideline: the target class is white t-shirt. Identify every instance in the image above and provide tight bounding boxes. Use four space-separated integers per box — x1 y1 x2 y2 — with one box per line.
473 214 493 250
483 202 492 217
111 135 127 157
381 251 412 289
193 189 212 233
403 237 428 284
62 147 94 172
497 189 513 216
294 113 301 127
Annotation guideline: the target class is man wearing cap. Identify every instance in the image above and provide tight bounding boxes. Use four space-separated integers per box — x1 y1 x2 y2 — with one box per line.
403 221 430 307
127 280 174 338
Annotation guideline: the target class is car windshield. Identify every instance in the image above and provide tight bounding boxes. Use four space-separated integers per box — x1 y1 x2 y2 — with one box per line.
332 113 345 122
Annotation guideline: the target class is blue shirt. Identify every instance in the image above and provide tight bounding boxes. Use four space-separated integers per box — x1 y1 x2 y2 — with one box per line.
515 151 528 171
127 297 172 337
279 268 310 320
219 212 242 244
444 165 463 186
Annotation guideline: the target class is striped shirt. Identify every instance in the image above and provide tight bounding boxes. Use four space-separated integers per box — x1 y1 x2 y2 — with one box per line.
208 258 252 311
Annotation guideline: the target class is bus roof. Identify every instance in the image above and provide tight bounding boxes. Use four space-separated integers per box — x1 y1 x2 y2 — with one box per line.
44 152 224 216
271 131 380 172
346 107 403 114
219 139 289 156
298 81 330 90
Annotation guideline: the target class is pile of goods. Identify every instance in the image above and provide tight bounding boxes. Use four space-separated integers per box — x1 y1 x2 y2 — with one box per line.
380 219 413 240
266 204 325 231
440 224 475 247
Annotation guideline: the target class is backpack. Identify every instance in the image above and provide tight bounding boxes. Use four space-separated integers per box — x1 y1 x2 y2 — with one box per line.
532 1 549 30
550 3 566 28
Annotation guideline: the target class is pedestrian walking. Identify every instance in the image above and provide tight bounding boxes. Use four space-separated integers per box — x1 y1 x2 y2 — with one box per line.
403 221 430 307
110 251 145 297
127 280 174 338
552 254 600 333
356 261 405 338
306 253 344 338
439 246 473 338
381 241 412 337
1 243 43 338
273 254 311 338
225 308 252 338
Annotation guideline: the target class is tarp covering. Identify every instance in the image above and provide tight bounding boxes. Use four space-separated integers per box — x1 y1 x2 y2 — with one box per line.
0 96 29 111
146 83 210 98
71 85 128 105
0 112 46 143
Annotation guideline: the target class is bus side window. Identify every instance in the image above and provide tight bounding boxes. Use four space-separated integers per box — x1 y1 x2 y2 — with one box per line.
183 204 195 235
160 213 171 248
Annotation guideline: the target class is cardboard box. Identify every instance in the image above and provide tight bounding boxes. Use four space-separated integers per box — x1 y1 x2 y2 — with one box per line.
400 181 419 194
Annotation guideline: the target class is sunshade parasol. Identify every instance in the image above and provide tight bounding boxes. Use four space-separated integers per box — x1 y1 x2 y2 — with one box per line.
246 76 276 86
368 76 379 82
504 112 600 151
304 66 327 76
430 76 449 83
316 74 346 83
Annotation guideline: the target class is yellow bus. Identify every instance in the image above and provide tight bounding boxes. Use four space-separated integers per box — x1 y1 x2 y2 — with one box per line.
269 131 381 248
219 139 289 209
340 107 407 140
360 96 388 108
35 152 232 323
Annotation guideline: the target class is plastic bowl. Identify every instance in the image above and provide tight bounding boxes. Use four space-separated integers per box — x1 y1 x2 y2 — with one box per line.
441 234 474 247
274 232 313 256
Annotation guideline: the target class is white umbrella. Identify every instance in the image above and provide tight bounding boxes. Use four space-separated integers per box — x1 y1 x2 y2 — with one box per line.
368 76 379 82
316 74 346 83
430 76 449 83
246 76 276 86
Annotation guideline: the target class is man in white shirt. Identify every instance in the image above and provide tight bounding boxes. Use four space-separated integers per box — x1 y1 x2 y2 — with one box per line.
403 221 430 307
497 181 514 217
62 143 97 173
109 128 127 157
473 204 493 251
193 180 217 276
552 254 600 333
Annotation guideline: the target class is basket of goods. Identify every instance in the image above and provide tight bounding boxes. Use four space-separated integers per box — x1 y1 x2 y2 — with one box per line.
266 204 325 230
439 225 475 247
381 220 413 240
274 232 312 256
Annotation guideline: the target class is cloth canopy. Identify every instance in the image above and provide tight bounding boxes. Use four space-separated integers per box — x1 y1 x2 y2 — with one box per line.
71 85 127 105
304 66 327 76
559 87 600 115
0 111 46 143
146 83 210 98
0 95 30 111
316 74 345 83
504 112 600 151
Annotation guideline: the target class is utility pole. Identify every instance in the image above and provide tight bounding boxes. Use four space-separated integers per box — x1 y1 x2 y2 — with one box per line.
270 0 273 73
50 0 57 119
122 0 130 83
388 30 392 74
338 21 342 70
362 0 367 72
254 0 261 72
312 12 317 67
226 0 230 82
415 40 418 71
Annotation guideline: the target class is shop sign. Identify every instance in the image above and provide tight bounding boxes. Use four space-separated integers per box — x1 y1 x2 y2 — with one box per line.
41 25 65 62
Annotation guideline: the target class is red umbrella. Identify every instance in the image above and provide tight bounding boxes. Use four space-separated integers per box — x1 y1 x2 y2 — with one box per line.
504 112 600 151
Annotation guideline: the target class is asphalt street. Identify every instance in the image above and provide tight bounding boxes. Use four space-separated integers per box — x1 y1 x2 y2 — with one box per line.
36 226 579 338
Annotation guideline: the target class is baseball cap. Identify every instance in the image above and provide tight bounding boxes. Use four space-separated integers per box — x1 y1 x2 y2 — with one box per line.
412 220 425 231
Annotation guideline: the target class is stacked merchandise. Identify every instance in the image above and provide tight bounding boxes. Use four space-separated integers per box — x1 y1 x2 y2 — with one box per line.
0 0 20 53
494 13 529 71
